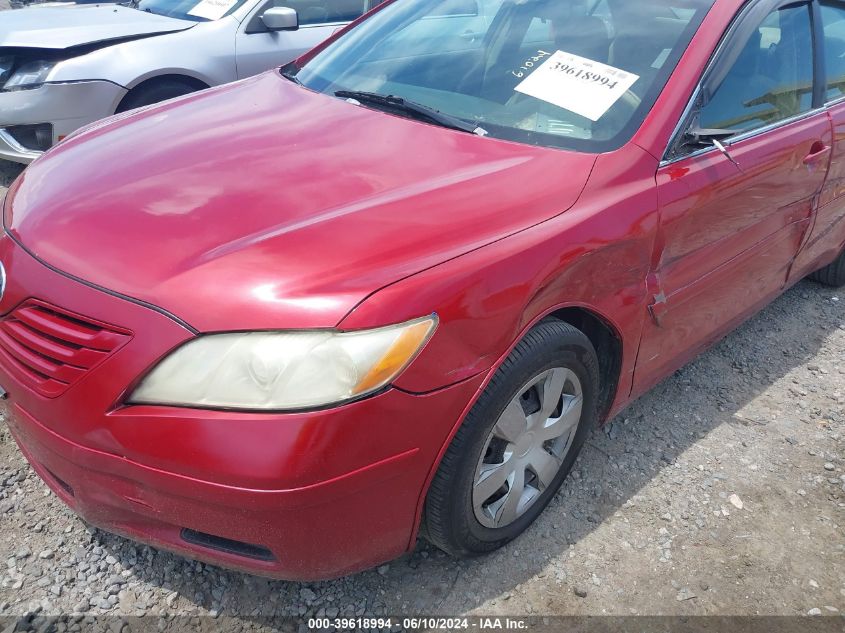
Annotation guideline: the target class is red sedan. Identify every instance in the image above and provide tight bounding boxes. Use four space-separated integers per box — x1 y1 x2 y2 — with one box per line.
1 0 843 580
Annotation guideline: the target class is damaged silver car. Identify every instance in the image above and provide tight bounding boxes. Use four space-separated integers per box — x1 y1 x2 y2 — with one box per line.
0 0 387 163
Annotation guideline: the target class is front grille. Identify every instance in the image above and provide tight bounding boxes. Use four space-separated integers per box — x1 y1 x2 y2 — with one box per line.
0 301 131 398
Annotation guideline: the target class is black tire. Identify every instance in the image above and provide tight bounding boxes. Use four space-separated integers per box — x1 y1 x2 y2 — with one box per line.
810 249 845 287
116 79 201 113
423 319 600 558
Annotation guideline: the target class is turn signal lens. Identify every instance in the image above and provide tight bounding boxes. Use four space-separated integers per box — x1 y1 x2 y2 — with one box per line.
352 318 437 395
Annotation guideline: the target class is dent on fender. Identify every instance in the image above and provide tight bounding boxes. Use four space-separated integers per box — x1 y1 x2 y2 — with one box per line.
342 144 661 419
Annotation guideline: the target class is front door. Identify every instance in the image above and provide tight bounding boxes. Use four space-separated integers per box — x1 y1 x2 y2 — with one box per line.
633 0 832 393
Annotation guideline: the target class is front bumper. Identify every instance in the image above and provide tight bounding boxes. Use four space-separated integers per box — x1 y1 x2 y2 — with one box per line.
5 377 481 580
0 234 483 579
0 80 126 163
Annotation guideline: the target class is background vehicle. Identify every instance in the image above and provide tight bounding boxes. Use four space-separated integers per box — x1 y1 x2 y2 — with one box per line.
0 0 393 163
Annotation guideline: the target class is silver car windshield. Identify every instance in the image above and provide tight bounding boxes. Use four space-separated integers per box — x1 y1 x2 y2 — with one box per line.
293 0 716 152
136 0 249 22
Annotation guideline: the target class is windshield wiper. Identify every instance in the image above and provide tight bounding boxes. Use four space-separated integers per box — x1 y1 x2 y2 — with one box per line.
335 90 487 136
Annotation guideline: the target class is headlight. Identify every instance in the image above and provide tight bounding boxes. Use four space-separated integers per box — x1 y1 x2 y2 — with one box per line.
128 315 438 411
3 60 55 91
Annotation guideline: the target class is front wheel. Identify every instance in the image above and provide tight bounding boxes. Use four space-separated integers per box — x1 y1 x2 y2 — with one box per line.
423 320 600 558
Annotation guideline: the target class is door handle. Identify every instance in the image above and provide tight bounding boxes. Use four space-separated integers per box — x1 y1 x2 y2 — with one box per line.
803 143 831 168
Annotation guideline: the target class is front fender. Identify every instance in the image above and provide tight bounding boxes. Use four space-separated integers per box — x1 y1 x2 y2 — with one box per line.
47 19 237 89
338 143 660 417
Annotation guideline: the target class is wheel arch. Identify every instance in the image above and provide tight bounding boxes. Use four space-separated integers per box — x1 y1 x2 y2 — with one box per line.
543 306 623 421
470 300 626 438
124 65 216 91
116 73 212 112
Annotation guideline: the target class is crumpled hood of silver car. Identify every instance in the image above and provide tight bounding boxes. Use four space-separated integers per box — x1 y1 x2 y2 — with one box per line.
0 5 194 50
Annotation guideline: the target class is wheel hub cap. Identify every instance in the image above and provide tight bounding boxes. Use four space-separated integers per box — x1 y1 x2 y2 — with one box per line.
472 367 583 529
514 432 535 457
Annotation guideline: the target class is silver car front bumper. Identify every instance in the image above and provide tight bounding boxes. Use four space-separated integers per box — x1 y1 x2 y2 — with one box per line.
0 80 127 164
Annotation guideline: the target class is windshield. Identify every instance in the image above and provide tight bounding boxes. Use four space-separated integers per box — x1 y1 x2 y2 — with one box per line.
136 0 248 22
292 0 716 152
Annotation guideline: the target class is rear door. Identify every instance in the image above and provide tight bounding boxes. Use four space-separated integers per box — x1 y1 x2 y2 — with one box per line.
791 0 845 276
234 0 374 79
633 0 832 392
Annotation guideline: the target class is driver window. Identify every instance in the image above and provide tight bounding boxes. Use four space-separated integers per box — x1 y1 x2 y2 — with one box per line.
698 4 814 134
282 0 367 25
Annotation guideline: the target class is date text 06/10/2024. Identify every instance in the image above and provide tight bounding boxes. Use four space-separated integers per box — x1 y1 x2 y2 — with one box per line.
307 617 530 630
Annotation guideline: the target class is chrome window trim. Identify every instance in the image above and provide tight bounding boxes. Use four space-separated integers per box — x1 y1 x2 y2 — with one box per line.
659 106 828 167
660 0 821 166
298 21 351 28
661 83 704 165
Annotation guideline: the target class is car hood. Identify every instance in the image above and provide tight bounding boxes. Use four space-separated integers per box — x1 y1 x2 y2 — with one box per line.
0 5 194 50
4 72 597 332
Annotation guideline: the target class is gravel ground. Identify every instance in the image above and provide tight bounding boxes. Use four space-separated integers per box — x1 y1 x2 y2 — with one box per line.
1 143 845 628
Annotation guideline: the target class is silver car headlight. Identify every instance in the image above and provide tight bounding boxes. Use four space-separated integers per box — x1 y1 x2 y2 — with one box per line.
3 60 55 91
128 315 438 411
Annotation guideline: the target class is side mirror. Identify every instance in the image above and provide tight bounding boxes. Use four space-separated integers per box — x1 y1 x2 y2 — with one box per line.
685 125 737 147
261 7 299 31
685 124 742 170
